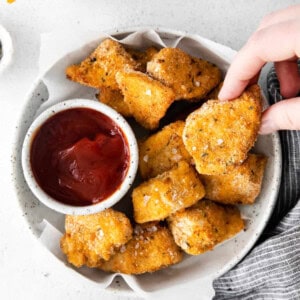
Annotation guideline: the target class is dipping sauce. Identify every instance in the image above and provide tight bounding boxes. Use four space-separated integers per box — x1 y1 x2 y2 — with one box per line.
30 108 130 206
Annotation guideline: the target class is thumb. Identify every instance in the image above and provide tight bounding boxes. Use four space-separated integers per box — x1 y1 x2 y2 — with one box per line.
259 97 300 134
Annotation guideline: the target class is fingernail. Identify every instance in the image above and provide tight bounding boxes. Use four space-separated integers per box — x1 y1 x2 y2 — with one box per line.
259 119 277 135
218 89 228 101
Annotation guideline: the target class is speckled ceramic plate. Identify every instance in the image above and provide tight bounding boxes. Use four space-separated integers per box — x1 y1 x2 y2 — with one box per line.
12 28 282 298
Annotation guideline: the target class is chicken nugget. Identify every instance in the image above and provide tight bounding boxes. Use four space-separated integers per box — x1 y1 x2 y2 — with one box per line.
200 153 267 205
132 161 205 223
168 199 244 255
116 70 175 130
147 47 222 100
66 39 138 89
60 209 133 268
139 120 192 179
183 84 262 175
99 223 183 274
127 46 159 72
97 87 132 117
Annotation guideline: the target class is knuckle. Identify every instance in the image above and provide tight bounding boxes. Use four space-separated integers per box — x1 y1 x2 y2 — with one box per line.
280 104 298 130
247 30 263 47
259 12 276 28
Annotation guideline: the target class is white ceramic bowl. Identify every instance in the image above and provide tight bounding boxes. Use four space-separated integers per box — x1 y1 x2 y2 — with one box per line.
21 99 138 215
13 29 282 297
0 24 13 74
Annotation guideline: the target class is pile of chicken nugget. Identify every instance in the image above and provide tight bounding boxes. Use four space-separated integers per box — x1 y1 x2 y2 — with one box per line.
60 38 267 275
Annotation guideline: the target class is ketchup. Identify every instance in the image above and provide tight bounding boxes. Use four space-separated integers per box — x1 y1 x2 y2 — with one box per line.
30 108 130 206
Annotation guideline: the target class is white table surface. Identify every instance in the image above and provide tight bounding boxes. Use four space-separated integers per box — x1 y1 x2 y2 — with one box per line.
0 1 298 299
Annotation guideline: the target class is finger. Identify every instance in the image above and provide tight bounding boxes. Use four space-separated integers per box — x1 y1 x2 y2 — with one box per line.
275 60 300 98
259 97 300 134
258 4 300 29
218 59 263 101
219 19 300 100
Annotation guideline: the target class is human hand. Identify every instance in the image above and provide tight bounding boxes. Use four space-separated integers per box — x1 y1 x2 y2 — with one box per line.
218 5 300 134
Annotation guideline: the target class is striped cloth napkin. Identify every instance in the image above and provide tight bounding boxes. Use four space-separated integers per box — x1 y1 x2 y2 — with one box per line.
213 64 300 300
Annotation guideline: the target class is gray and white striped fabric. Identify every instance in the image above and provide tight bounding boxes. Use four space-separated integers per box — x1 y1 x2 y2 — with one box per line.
213 65 300 300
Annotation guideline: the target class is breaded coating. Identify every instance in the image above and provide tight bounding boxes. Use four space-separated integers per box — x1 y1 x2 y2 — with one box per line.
132 161 205 223
66 39 138 90
99 223 183 274
139 120 192 179
147 47 222 101
60 209 133 268
200 153 267 205
97 87 132 117
183 84 262 175
116 70 175 130
127 46 159 72
168 199 244 255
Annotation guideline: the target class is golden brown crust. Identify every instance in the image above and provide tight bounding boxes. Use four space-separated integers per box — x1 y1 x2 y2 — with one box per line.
98 223 183 274
66 39 139 89
200 153 268 204
147 47 222 100
116 70 175 130
127 46 159 72
97 87 132 117
183 84 262 175
132 161 205 223
60 209 133 268
167 199 244 255
138 120 192 179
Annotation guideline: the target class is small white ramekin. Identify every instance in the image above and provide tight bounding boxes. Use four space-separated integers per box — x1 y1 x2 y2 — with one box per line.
22 99 138 215
0 24 13 74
